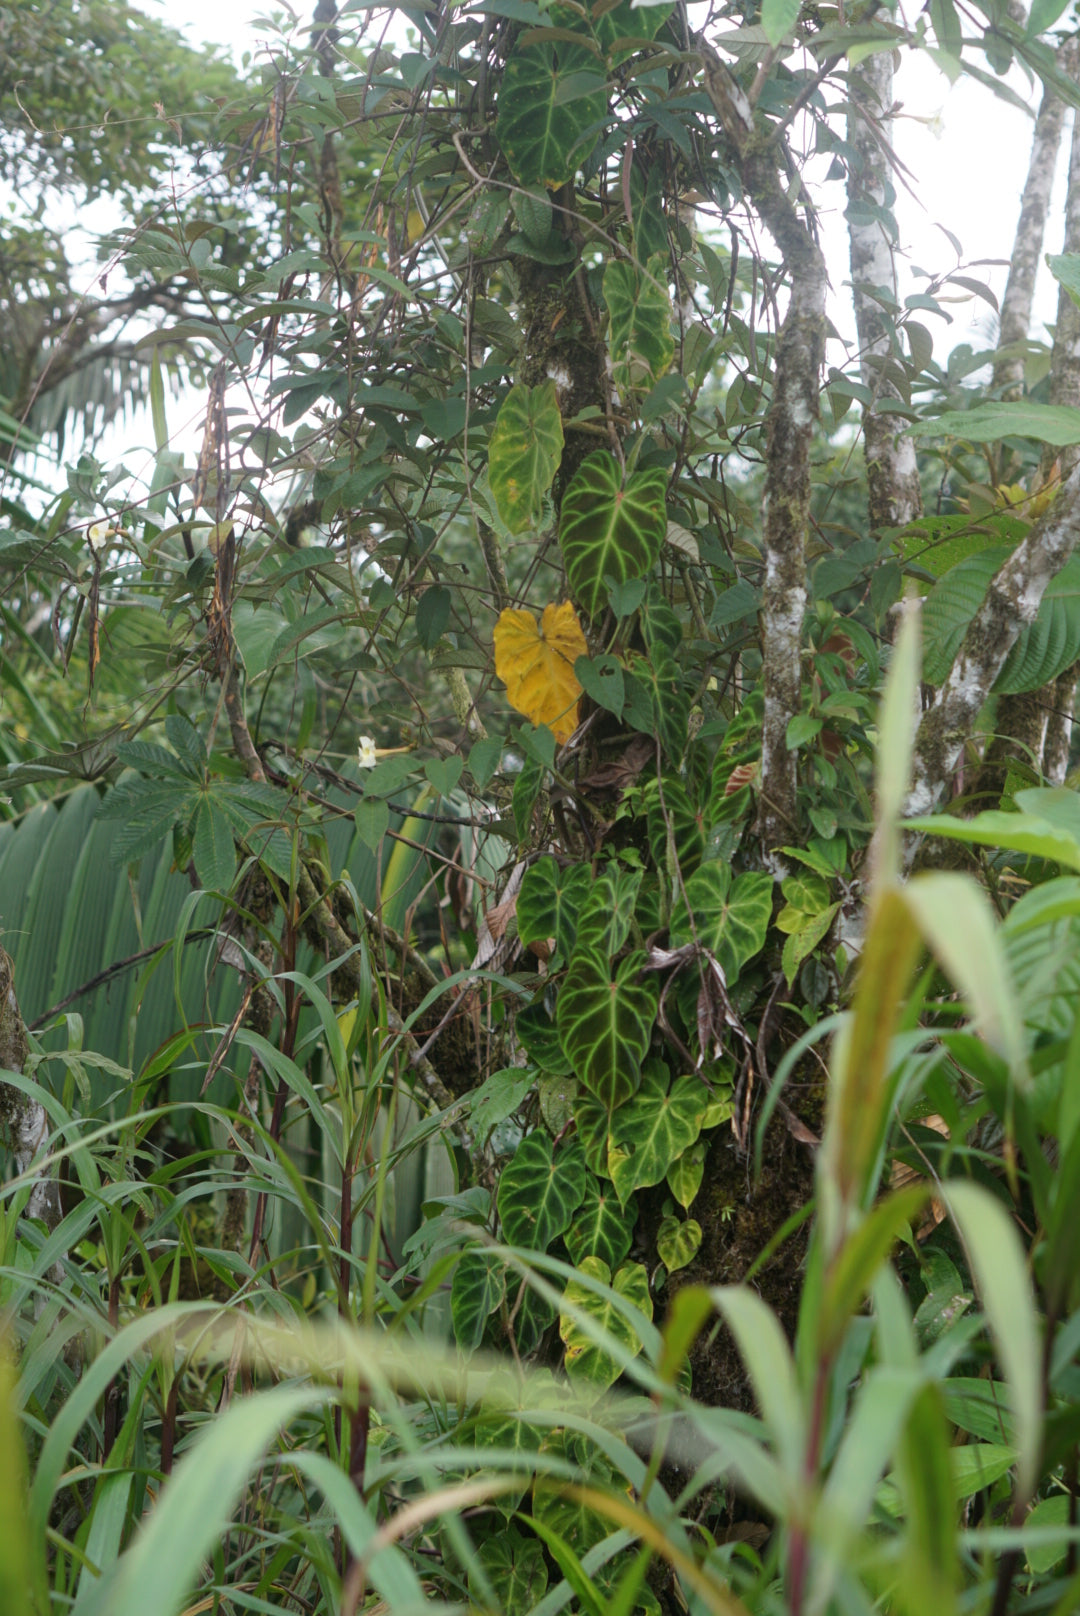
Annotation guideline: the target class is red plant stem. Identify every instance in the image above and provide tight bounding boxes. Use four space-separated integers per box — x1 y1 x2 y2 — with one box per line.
787 1356 830 1616
160 1373 180 1476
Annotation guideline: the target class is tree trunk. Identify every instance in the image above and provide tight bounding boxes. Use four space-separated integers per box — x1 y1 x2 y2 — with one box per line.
993 79 1067 398
846 50 923 529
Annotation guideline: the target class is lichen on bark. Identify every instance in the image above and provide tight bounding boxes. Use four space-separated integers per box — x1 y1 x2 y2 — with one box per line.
0 945 63 1238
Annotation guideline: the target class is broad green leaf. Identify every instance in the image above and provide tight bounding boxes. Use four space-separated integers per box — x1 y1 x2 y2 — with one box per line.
624 648 689 761
603 257 674 394
608 1060 709 1202
494 602 587 744
469 1530 548 1616
575 653 626 718
513 754 545 840
1047 251 1080 305
905 810 1080 874
667 1139 705 1208
656 1214 702 1273
575 866 643 957
946 1180 1042 1500
416 584 451 649
191 799 235 892
921 544 1012 684
669 864 773 985
539 1071 578 1133
645 776 706 878
488 381 564 532
762 0 800 44
471 1066 537 1141
518 856 593 957
514 1284 558 1355
518 1002 574 1075
452 1251 507 1351
496 41 607 187
591 0 673 63
995 552 1080 693
560 452 667 621
533 1429 613 1554
893 1384 958 1616
566 1174 637 1269
908 401 1080 443
574 1088 611 1175
354 796 389 852
557 949 658 1107
497 1133 587 1250
559 1256 653 1389
475 1391 544 1517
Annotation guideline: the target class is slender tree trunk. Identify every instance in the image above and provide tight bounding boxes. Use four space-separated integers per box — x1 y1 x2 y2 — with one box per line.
0 947 64 1258
698 44 827 860
846 51 922 529
993 82 1067 398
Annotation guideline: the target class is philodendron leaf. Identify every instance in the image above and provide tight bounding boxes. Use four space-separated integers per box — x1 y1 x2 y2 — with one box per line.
496 40 607 187
603 256 675 394
469 1531 548 1616
559 1256 653 1390
497 1133 587 1251
670 863 773 985
667 1140 706 1208
517 856 593 959
493 601 587 744
591 0 673 63
565 1174 637 1270
575 865 643 957
557 949 659 1108
488 381 564 532
608 1060 709 1202
657 1214 702 1274
451 1250 506 1352
560 452 667 620
517 1003 574 1075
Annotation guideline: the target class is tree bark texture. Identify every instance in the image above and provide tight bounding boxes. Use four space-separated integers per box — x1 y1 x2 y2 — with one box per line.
993 81 1067 397
698 42 827 859
905 457 1080 828
846 50 923 529
0 946 63 1239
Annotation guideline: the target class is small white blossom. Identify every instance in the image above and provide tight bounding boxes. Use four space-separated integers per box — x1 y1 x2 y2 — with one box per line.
358 736 378 769
88 521 117 553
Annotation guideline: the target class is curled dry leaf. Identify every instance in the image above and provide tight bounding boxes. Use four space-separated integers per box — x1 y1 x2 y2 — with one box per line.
724 759 760 798
493 601 587 744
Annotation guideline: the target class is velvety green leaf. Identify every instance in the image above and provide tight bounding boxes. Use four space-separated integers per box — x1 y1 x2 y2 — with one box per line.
517 1003 573 1075
670 863 773 984
592 0 673 62
559 1256 653 1389
565 1175 637 1269
496 41 607 187
667 1139 706 1208
513 755 545 841
656 1214 702 1273
560 452 667 620
557 949 658 1107
452 1250 507 1351
624 648 688 761
469 1530 548 1616
574 1088 611 1176
538 1070 578 1132
488 381 564 532
603 257 674 393
608 1060 708 1201
497 1132 587 1250
517 856 593 957
574 866 643 958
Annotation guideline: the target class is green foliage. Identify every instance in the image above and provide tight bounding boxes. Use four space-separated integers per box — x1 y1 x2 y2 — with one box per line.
487 382 564 533
559 454 668 621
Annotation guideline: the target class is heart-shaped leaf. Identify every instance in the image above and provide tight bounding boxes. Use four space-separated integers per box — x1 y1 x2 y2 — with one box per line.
469 1531 548 1616
475 1394 544 1517
656 1214 702 1274
608 1060 709 1202
559 452 667 621
451 1250 506 1351
591 0 673 62
603 256 675 393
497 1133 587 1250
574 653 625 717
533 1429 613 1551
574 866 643 958
667 1140 705 1209
624 647 688 760
670 864 773 985
354 796 389 853
424 755 464 797
559 1256 653 1390
574 1088 611 1176
494 601 587 744
565 1175 637 1270
518 857 593 958
496 41 607 187
557 949 658 1107
517 1003 574 1075
488 381 565 533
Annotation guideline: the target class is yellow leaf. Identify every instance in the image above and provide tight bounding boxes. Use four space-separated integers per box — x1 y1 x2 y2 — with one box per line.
493 601 586 744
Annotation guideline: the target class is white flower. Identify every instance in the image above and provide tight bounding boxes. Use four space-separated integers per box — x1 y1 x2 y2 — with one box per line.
358 736 378 769
87 521 117 553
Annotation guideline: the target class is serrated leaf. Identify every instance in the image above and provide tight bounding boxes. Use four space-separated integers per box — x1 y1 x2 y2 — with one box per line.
603 256 675 393
909 401 1080 444
995 551 1080 693
565 1175 637 1269
666 1139 705 1208
191 799 236 892
496 41 607 186
559 1256 653 1390
451 1251 507 1351
608 1060 708 1201
557 949 658 1107
488 381 564 532
560 452 667 620
656 1214 702 1273
497 1133 587 1250
494 602 587 744
670 864 773 985
920 544 1012 684
518 857 593 957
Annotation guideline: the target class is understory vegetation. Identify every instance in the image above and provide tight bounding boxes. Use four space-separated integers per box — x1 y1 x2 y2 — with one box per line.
7 1 1080 1613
